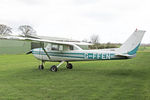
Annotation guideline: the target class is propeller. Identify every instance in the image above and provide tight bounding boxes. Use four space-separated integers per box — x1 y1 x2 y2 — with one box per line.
26 50 32 54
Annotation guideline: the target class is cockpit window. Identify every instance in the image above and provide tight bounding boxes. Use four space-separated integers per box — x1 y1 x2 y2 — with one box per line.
51 44 59 50
51 44 74 51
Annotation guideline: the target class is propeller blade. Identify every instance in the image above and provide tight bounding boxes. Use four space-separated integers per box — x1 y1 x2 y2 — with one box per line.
26 50 32 54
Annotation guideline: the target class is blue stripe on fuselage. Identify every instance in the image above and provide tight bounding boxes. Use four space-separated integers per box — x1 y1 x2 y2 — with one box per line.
32 49 115 60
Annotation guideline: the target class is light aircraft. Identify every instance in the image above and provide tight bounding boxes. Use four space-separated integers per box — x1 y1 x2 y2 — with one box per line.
0 29 145 72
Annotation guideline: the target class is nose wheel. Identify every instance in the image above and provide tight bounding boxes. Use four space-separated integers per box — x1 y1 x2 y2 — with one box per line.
38 61 44 70
38 65 44 70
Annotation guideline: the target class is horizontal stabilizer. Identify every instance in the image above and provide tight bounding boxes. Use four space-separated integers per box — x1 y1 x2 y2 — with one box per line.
115 53 134 57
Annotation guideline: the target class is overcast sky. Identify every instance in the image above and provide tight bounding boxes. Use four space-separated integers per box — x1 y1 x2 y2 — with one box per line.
0 0 150 43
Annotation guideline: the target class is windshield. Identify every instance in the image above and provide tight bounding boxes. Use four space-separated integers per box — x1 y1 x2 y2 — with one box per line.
77 45 89 50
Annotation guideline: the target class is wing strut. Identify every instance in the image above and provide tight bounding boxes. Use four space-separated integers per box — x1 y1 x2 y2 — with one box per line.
40 42 51 60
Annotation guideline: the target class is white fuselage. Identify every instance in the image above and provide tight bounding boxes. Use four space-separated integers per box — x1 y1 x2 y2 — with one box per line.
32 48 127 62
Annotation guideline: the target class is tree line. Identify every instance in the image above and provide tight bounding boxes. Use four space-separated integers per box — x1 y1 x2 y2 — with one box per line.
0 24 119 49
0 24 36 37
84 34 118 49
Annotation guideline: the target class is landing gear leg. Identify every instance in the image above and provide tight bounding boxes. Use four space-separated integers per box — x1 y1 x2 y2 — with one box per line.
38 61 44 70
66 62 73 69
50 61 65 72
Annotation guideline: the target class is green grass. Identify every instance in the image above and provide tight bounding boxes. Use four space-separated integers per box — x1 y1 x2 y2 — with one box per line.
0 52 150 100
139 46 150 52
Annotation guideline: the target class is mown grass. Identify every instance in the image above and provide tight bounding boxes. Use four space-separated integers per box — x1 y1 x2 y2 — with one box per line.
139 46 150 52
0 52 150 100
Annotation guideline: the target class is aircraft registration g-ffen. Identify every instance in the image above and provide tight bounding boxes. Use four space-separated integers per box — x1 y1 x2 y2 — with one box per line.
0 29 146 72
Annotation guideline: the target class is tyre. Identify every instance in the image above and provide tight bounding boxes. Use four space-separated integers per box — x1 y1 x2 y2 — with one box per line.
66 63 73 69
39 65 44 70
50 65 57 72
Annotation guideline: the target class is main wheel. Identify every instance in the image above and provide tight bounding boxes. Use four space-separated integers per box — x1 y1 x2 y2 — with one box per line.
38 65 44 70
66 63 73 69
50 65 57 72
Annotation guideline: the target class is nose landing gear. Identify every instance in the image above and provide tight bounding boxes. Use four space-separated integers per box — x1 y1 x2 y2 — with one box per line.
38 61 44 70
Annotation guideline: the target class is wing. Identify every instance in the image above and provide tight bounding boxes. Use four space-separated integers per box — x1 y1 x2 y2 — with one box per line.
0 35 70 45
0 35 80 60
0 35 82 49
0 35 93 49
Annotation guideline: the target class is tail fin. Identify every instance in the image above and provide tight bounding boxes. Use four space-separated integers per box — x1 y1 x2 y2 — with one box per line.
117 29 146 55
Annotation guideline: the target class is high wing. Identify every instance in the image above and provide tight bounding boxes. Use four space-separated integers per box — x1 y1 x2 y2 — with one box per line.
0 35 77 46
0 35 91 50
0 35 79 60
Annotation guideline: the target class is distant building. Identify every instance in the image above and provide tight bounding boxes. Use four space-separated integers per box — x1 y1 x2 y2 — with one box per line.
0 40 31 54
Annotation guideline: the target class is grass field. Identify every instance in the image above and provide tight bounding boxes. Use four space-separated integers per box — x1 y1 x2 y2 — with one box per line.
139 46 150 52
0 52 150 100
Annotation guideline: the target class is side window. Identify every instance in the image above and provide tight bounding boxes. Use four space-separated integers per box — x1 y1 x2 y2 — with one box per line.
46 44 51 51
59 45 63 51
69 46 74 50
52 44 59 50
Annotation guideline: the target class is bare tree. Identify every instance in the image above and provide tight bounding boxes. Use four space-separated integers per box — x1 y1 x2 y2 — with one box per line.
0 24 12 36
19 25 36 37
90 34 99 44
82 38 88 42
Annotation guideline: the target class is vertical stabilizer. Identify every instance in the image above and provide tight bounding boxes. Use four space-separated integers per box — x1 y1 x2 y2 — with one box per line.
117 29 145 55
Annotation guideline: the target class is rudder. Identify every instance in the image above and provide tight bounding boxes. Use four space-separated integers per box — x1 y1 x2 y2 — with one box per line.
116 29 145 55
